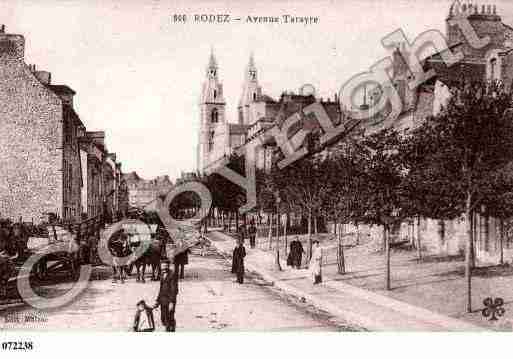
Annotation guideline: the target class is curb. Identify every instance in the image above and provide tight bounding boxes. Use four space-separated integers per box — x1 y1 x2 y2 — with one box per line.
207 231 486 332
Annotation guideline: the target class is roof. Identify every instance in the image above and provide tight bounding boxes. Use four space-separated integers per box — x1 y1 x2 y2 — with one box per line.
424 59 486 86
260 94 277 103
46 84 76 96
229 123 249 135
63 104 85 128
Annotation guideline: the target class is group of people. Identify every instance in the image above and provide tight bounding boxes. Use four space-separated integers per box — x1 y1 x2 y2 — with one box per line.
236 220 257 249
0 221 29 260
230 222 324 286
287 237 323 284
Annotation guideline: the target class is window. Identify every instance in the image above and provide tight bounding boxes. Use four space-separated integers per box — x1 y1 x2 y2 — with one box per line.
213 89 217 99
211 108 218 123
490 58 497 81
253 93 257 101
208 131 215 152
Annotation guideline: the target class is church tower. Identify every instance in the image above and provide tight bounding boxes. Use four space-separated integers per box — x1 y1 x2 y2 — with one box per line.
197 49 226 173
238 53 263 125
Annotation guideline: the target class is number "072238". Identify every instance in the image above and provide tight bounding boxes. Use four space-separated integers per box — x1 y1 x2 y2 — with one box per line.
1 341 34 350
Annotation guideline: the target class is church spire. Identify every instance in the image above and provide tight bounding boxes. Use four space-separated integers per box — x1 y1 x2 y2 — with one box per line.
246 52 257 82
207 46 218 79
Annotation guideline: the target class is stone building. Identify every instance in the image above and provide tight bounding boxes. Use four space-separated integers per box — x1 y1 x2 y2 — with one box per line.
0 25 127 224
0 25 84 222
125 172 173 210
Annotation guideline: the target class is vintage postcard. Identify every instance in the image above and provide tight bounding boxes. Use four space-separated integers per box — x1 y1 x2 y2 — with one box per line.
1 0 513 354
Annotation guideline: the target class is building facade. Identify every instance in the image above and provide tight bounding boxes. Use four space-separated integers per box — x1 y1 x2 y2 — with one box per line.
0 25 127 224
125 172 173 210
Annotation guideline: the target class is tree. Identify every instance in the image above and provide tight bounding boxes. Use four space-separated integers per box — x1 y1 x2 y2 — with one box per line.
357 127 405 290
324 138 368 274
400 82 513 312
270 153 329 260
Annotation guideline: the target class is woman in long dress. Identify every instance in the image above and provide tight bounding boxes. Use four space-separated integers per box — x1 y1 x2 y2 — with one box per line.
309 240 322 284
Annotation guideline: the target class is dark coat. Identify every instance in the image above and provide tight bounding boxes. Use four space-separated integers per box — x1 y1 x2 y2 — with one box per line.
174 248 190 265
156 272 179 304
232 246 246 274
247 225 257 237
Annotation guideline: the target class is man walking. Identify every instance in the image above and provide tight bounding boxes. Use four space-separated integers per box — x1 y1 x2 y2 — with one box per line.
174 248 190 280
232 240 246 284
154 260 179 332
248 220 257 249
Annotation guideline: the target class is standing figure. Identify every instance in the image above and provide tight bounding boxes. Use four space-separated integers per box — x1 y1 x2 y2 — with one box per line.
154 261 179 332
293 237 304 269
309 240 322 284
237 225 246 245
11 223 28 261
232 240 246 284
248 220 257 249
174 248 190 280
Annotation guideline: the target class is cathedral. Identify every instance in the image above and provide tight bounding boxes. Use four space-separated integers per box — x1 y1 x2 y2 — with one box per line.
196 51 282 174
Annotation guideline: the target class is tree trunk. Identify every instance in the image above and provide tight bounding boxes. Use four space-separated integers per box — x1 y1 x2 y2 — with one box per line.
356 223 360 246
500 218 504 265
416 216 422 261
385 225 391 290
235 211 240 233
308 210 313 260
314 215 318 235
465 193 473 313
268 213 273 250
275 210 282 270
337 224 346 274
284 213 289 257
334 217 337 236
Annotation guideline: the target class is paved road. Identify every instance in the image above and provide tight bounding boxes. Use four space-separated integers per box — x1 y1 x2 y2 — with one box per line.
0 247 356 331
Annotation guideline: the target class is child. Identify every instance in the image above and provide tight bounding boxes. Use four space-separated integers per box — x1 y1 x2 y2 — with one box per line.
133 300 155 332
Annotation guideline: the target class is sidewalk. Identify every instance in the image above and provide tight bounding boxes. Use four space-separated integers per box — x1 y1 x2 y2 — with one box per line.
207 231 484 331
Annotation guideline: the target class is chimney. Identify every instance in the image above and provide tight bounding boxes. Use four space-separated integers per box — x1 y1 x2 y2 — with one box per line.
34 71 51 85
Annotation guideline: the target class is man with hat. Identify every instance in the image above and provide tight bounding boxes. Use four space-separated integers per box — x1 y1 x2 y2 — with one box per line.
154 259 179 332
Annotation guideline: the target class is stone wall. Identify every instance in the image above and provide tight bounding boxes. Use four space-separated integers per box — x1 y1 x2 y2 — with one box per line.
0 54 63 222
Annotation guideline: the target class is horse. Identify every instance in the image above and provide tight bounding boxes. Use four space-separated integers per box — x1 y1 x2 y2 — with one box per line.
108 230 130 283
130 239 164 282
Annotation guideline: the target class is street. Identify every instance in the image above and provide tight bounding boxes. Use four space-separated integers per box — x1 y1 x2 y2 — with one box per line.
0 246 356 331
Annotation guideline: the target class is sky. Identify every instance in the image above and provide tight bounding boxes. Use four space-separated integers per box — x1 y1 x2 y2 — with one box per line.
2 0 513 181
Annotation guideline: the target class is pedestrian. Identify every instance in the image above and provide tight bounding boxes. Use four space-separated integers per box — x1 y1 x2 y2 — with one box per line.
237 225 246 245
11 223 28 261
309 240 322 284
174 247 190 280
133 299 155 332
293 237 304 269
154 260 178 332
248 220 257 249
0 252 15 298
232 240 246 284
